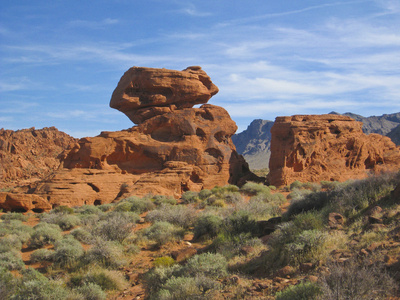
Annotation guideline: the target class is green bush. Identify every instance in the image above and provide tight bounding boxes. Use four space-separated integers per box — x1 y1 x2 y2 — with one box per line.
29 223 63 248
0 250 25 270
152 195 177 206
30 248 54 263
97 203 113 212
83 240 126 268
0 212 28 222
91 211 138 242
198 189 212 200
52 205 75 214
0 234 23 252
275 281 321 300
320 260 397 299
121 196 156 213
240 182 270 195
75 283 106 300
154 256 176 268
76 205 102 215
141 221 184 247
41 213 81 230
225 210 259 236
70 228 94 244
183 253 228 279
52 237 84 267
181 191 200 204
238 197 281 219
71 267 128 291
210 232 261 258
290 180 303 190
0 220 33 243
0 266 15 298
193 214 223 240
12 268 70 300
145 204 196 229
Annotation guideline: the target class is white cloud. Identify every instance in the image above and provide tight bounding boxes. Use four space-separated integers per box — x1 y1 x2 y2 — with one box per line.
67 18 119 29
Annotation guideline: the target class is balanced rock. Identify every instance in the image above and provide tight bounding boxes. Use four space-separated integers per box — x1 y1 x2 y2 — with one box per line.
268 114 400 186
28 66 254 207
110 66 219 124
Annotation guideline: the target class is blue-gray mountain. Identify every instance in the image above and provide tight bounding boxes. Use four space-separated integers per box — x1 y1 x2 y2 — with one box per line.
232 112 400 170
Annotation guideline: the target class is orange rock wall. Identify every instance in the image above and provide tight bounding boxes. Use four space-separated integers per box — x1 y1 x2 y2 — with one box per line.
268 114 400 186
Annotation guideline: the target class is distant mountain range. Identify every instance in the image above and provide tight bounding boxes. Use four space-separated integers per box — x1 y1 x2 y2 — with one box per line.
232 112 400 170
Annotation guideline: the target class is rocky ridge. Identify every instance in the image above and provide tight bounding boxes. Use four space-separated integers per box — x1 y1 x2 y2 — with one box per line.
267 114 400 186
0 127 76 187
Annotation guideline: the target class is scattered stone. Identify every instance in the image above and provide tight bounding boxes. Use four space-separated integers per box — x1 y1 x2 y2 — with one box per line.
328 212 345 229
276 266 295 278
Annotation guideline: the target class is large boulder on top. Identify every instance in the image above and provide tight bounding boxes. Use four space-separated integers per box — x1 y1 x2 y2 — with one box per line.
110 66 219 124
268 114 400 186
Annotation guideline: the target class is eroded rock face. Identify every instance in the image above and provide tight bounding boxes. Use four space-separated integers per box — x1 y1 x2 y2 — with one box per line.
110 66 219 124
28 67 254 207
0 127 76 187
268 114 400 186
0 192 51 213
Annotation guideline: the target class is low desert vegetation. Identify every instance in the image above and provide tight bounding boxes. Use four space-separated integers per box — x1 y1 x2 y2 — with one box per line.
1 175 399 299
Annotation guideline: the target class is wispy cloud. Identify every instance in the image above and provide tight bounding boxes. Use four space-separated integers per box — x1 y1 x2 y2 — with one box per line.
67 18 119 29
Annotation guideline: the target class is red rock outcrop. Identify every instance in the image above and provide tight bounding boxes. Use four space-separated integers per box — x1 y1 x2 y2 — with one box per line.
110 66 219 124
27 67 254 207
0 192 51 213
268 114 400 186
0 127 76 187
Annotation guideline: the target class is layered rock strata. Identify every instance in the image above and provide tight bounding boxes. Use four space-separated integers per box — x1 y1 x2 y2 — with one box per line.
26 66 253 208
268 114 400 186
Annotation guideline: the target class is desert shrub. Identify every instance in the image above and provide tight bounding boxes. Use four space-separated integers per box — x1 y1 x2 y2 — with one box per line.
320 260 397 299
71 267 128 291
225 210 259 236
145 204 196 229
30 248 54 263
0 250 24 270
154 275 221 300
0 220 33 243
41 213 81 230
221 192 242 204
152 195 177 206
97 203 113 212
240 182 270 195
70 228 94 244
286 191 330 217
52 205 74 214
181 191 200 204
0 234 23 252
210 232 260 258
145 264 183 292
301 182 321 192
320 180 340 190
287 188 313 201
52 236 84 267
0 212 28 222
76 205 102 215
193 214 224 240
29 223 63 248
290 180 303 190
0 266 15 298
12 267 69 300
141 221 184 247
275 281 321 300
125 197 155 213
84 240 126 268
238 197 281 219
91 211 138 242
75 283 106 300
114 201 132 212
183 253 228 279
199 189 213 200
78 213 100 227
154 256 176 268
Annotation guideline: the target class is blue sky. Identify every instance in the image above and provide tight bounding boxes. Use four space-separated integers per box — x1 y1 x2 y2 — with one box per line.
1 0 400 137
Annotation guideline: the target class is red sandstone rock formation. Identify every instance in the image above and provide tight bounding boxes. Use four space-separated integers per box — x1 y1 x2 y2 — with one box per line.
26 66 254 207
0 127 76 186
268 114 400 186
0 192 51 213
110 66 219 124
